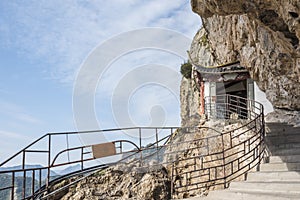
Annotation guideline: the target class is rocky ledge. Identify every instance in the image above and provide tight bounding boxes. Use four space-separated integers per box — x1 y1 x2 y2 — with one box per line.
55 162 171 200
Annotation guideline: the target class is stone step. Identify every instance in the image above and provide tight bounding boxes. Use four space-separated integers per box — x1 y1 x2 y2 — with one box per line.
268 147 300 156
247 171 300 181
266 122 290 127
267 142 300 150
266 129 300 135
260 162 300 171
265 123 300 136
185 122 300 200
267 155 300 163
188 189 300 200
229 181 300 196
266 127 300 135
266 135 300 144
266 132 300 137
266 122 296 127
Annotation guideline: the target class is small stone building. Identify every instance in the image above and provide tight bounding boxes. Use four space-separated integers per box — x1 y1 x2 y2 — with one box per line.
192 61 254 119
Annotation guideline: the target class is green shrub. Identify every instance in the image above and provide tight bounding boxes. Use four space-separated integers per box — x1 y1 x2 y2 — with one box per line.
180 62 192 79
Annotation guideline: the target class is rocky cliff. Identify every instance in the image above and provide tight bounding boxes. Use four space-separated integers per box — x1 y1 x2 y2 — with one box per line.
187 0 300 124
180 77 201 127
52 163 171 200
44 1 300 199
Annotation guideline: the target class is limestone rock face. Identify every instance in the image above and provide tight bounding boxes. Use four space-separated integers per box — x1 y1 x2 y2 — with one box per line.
190 0 300 110
180 77 201 127
59 163 171 200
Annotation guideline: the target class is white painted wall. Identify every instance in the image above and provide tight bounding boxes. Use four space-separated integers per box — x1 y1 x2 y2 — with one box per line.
254 83 274 114
204 82 210 97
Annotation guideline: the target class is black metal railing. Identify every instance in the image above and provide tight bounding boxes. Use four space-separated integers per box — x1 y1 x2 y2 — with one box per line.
0 94 265 200
0 127 177 200
169 95 265 198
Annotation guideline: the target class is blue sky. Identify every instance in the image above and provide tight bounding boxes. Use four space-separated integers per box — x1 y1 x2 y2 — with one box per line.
0 1 201 162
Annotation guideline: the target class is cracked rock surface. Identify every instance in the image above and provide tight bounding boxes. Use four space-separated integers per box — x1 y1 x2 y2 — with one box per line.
190 0 300 111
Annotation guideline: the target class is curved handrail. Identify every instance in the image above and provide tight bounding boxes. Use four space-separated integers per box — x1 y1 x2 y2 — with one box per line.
35 126 225 199
50 139 141 167
170 94 265 198
0 127 178 200
40 95 264 199
0 95 264 200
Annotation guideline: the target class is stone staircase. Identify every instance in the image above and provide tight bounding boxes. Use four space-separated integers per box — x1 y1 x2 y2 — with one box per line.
187 122 300 200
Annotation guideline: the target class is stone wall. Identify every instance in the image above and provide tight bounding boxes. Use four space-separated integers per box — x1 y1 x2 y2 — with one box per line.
168 120 259 199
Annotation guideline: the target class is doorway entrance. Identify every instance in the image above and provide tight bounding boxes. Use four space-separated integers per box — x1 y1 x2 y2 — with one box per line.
216 80 248 119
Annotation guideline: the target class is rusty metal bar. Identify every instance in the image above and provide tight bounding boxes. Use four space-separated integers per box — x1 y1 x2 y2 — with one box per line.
0 134 48 167
139 128 142 149
81 147 84 171
222 132 226 188
172 95 265 197
119 141 122 153
0 127 172 199
24 150 49 153
0 95 265 199
12 172 15 200
32 170 35 198
39 169 42 190
47 134 51 188
0 186 13 191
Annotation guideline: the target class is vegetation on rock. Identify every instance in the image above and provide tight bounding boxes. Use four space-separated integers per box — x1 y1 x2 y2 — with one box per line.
180 62 193 79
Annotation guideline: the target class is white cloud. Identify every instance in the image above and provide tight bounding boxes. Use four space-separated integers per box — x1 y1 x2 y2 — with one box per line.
96 49 182 96
0 130 30 140
95 59 182 128
0 0 200 84
0 1 201 132
0 100 42 124
14 113 41 124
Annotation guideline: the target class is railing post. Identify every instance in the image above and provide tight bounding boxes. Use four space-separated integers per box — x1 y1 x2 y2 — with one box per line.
11 172 15 200
209 97 212 119
262 105 265 138
32 170 35 198
81 147 84 171
22 151 26 199
139 128 143 166
39 169 42 190
226 95 229 119
221 133 226 188
261 105 266 162
47 134 51 189
139 128 142 149
155 128 159 162
39 169 42 188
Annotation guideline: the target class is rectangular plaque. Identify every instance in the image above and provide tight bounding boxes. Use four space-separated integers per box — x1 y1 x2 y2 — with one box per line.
92 142 116 159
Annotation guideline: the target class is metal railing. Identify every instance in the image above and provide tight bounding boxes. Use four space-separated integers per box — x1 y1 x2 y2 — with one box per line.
0 127 177 200
0 95 265 200
170 95 265 198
